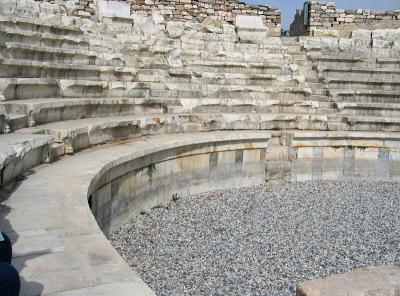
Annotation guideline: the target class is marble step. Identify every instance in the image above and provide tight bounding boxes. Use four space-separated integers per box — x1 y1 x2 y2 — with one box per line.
318 66 400 80
0 58 137 80
180 39 286 53
17 113 329 153
311 55 400 69
331 90 400 104
0 16 83 37
0 78 149 100
178 48 290 62
326 77 400 91
2 97 333 126
2 97 165 127
168 61 285 75
0 42 131 67
0 105 9 133
0 26 91 51
344 115 400 132
138 71 302 87
334 102 400 117
0 132 53 185
8 113 28 130
0 77 312 100
148 84 312 100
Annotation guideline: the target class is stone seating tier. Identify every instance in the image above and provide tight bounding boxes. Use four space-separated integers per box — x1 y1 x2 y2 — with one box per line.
1 4 400 295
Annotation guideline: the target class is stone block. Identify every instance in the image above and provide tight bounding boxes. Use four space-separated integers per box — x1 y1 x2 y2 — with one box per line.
96 0 131 19
235 15 265 30
0 0 40 17
202 17 224 34
313 29 339 37
297 265 400 296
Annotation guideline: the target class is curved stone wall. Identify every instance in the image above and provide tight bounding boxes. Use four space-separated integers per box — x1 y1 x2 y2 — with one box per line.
88 132 270 235
265 131 400 182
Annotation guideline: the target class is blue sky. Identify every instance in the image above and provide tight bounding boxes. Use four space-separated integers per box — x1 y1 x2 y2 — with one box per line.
246 0 399 29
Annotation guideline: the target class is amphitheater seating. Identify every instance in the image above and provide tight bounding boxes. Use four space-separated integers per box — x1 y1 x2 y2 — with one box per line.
0 14 338 156
1 4 400 295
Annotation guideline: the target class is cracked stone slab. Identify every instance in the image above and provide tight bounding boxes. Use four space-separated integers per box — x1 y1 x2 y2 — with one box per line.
297 265 400 296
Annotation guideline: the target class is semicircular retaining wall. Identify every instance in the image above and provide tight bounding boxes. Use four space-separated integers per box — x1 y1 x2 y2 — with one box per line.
88 132 271 235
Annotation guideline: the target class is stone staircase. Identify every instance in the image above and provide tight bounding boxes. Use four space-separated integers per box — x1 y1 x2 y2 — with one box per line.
311 54 400 131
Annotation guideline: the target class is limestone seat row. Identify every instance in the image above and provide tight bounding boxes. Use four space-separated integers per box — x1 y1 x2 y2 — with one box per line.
15 112 329 154
3 96 334 128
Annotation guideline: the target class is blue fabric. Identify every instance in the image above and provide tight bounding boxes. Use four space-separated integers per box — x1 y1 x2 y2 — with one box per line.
0 262 20 296
0 232 12 264
0 232 4 241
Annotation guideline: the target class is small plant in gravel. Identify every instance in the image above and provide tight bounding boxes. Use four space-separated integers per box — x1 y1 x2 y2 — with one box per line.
171 193 180 203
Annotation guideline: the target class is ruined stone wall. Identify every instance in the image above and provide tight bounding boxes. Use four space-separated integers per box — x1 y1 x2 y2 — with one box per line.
32 0 96 17
290 1 400 37
33 0 280 28
290 9 307 37
130 0 280 28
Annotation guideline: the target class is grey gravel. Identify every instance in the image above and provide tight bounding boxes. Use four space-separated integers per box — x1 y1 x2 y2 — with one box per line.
109 180 400 296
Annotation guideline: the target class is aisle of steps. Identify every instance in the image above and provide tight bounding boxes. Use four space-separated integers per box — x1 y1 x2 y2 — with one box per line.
311 54 400 131
281 38 342 130
0 17 341 154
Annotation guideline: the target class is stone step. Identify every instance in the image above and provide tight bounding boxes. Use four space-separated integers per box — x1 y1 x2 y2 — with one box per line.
306 86 329 96
167 99 335 115
344 115 400 131
334 102 400 117
173 61 285 75
8 113 28 130
180 39 285 53
139 71 302 87
0 58 137 80
0 41 98 65
2 97 165 127
0 77 312 101
0 16 83 37
311 55 400 69
0 42 131 67
331 89 400 104
0 78 149 100
304 76 320 83
178 49 289 64
2 97 334 129
0 105 9 133
0 26 91 51
0 132 53 185
326 77 400 91
310 95 332 102
146 62 285 75
17 112 329 153
148 84 312 100
179 31 238 43
318 66 400 80
144 63 284 76
281 37 300 45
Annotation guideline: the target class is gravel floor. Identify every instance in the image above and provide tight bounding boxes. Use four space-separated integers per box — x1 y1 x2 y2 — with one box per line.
109 180 400 296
